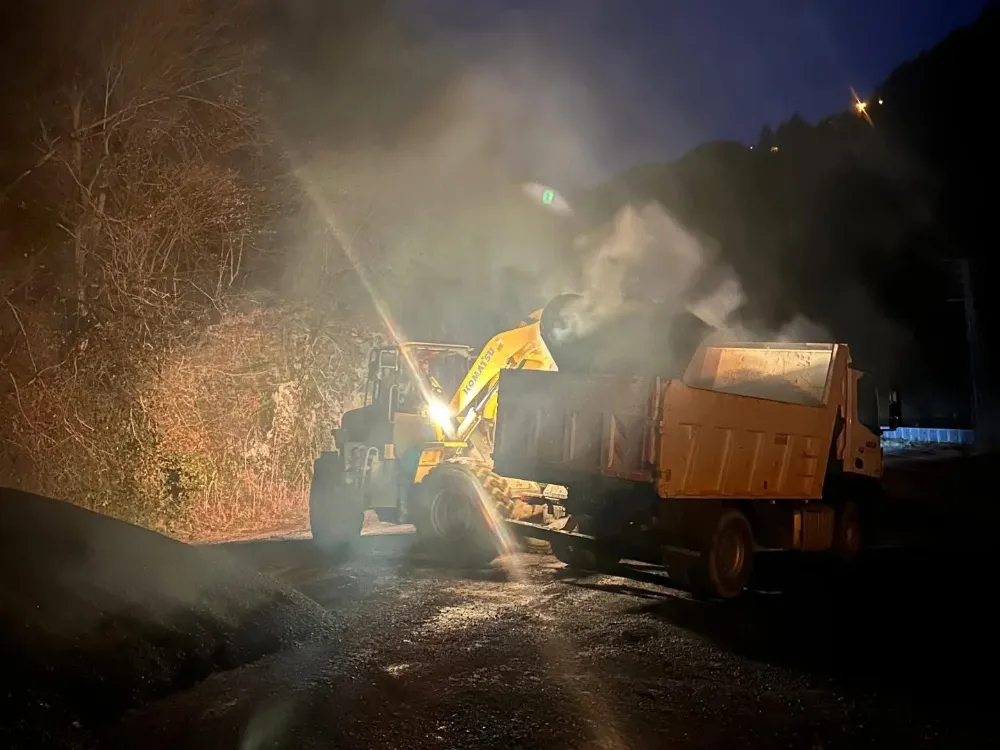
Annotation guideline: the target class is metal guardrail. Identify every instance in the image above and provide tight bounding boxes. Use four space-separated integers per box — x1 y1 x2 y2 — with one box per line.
880 426 975 445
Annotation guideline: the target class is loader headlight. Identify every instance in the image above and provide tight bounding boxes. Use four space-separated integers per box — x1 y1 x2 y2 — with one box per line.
427 400 454 432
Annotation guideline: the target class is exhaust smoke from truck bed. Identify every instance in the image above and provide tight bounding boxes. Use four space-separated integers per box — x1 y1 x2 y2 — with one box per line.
540 201 834 376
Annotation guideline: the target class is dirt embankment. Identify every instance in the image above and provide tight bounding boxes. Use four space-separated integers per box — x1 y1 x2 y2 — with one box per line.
0 489 338 750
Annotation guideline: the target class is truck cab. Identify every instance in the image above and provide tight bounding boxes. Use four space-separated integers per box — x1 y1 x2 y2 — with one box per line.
847 366 890 480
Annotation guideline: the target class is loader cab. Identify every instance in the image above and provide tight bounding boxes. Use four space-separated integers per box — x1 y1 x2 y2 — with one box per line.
364 342 474 417
334 342 474 522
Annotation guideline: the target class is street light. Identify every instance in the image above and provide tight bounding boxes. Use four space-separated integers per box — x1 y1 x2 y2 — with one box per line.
850 86 873 126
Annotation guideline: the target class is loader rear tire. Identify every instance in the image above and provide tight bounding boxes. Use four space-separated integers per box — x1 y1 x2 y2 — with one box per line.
309 451 364 553
412 460 514 567
690 508 754 601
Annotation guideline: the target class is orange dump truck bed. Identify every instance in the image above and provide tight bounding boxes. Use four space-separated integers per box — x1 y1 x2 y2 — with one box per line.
492 342 854 501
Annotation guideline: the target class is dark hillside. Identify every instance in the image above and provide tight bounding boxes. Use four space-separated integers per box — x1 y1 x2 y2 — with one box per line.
580 3 1000 426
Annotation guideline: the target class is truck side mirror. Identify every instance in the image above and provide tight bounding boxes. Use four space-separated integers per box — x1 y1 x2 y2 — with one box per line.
887 388 901 431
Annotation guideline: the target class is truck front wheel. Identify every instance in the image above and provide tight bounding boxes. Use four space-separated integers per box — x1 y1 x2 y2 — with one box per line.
691 508 755 600
309 451 364 553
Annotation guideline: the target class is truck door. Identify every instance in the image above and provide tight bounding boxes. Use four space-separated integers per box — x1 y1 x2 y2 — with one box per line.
845 370 883 478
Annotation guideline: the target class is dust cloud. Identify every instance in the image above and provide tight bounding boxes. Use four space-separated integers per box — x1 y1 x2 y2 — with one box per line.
268 1 898 375
267 2 616 344
549 201 835 353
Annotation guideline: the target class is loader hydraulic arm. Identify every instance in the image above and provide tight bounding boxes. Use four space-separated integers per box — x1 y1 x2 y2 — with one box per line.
435 308 558 442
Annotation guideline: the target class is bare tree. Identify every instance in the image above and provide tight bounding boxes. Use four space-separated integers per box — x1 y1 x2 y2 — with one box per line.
0 0 371 536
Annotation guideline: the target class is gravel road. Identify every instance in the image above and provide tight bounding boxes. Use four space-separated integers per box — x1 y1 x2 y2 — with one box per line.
114 523 998 749
6 450 997 749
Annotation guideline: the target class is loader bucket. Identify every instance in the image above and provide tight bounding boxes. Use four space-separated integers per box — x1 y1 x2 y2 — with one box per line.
539 293 712 378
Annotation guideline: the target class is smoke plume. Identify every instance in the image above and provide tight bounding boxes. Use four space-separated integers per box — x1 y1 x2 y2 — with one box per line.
552 201 834 353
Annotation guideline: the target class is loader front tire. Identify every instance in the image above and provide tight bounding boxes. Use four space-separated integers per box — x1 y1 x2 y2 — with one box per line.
309 451 364 553
412 461 513 567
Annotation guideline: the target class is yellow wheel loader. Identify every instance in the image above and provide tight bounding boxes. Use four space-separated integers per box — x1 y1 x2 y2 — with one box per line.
308 300 577 561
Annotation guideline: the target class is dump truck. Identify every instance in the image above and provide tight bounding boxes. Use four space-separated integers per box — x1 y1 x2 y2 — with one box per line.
483 336 901 599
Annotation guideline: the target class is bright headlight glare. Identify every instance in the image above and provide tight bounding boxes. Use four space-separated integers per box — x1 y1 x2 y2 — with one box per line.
427 400 453 430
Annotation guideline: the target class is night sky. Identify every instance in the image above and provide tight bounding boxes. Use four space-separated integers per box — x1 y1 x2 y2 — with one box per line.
407 0 990 185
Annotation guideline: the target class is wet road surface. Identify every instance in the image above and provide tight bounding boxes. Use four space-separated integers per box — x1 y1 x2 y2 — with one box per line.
112 523 998 749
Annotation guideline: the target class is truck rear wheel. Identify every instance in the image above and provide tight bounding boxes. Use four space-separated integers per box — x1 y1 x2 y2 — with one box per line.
833 500 863 565
691 508 754 600
411 461 514 566
309 451 364 553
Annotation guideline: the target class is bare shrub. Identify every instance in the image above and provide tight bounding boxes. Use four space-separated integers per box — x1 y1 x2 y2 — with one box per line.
142 307 368 540
1 0 374 538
